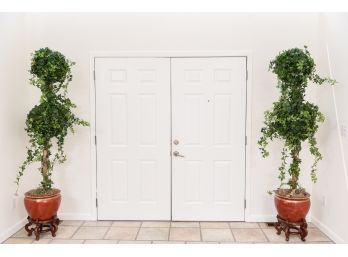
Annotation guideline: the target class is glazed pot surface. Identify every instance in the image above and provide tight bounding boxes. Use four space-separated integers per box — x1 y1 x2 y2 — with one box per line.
24 190 61 221
274 194 310 222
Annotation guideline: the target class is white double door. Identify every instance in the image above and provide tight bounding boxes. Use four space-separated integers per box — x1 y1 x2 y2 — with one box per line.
96 57 246 221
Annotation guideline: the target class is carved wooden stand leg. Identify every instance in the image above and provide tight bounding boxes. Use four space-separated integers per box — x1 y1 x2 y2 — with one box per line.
274 215 308 241
24 216 60 241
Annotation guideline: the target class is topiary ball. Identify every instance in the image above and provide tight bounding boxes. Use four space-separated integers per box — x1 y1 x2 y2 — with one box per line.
30 47 72 86
269 47 315 85
25 99 77 145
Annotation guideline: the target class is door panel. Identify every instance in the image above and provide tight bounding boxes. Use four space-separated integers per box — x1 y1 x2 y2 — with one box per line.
96 58 171 220
171 57 246 221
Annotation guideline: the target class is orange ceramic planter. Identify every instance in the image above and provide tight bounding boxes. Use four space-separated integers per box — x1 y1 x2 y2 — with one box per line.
274 193 310 222
24 189 61 221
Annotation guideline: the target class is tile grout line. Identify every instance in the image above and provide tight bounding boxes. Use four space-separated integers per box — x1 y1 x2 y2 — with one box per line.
230 228 236 242
257 222 269 243
169 222 172 241
260 227 270 243
228 222 236 242
69 224 83 240
199 222 202 242
167 226 170 241
75 220 84 242
228 224 237 242
102 224 113 240
134 222 142 241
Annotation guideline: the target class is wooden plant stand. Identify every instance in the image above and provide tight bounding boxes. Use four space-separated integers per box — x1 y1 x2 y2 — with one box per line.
24 216 60 241
274 215 308 241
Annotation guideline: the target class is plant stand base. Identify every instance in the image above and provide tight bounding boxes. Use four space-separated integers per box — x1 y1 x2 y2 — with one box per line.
274 215 308 241
24 216 60 241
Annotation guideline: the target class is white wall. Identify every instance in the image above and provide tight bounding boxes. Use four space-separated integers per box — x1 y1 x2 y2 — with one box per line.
312 13 348 243
22 13 326 222
0 14 35 242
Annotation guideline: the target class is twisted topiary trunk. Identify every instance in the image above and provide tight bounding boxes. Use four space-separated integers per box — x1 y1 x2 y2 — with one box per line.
258 46 335 196
289 148 300 189
41 146 51 191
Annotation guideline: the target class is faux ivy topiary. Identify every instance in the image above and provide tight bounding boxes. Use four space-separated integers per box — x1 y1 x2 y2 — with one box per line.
258 46 335 195
16 48 89 195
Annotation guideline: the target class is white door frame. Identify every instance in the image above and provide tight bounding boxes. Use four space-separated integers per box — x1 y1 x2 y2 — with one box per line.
89 51 253 221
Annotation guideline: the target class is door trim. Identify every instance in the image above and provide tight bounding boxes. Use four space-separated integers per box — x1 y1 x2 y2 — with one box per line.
89 51 253 221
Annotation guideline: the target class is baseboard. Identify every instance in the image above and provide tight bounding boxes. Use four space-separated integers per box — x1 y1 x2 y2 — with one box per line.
245 214 312 223
0 217 27 243
311 215 345 243
58 213 96 221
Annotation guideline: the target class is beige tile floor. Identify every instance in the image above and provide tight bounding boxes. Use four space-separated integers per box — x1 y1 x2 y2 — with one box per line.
3 221 333 244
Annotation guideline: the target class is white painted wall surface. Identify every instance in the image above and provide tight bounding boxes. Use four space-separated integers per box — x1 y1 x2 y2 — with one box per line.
0 14 35 242
312 13 348 243
23 13 324 222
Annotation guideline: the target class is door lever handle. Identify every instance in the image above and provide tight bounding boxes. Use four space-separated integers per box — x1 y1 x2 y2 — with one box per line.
173 151 185 157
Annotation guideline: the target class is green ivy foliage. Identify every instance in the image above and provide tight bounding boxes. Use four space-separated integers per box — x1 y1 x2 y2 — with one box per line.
16 48 89 194
258 46 335 191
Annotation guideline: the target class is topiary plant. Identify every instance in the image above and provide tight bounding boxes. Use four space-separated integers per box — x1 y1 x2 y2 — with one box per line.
258 46 335 197
16 47 89 196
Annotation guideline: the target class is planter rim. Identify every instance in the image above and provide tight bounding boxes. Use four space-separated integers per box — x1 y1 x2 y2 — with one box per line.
24 188 61 199
274 191 310 201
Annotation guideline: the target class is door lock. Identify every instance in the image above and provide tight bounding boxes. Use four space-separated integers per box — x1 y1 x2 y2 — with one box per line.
173 151 185 157
173 139 179 145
